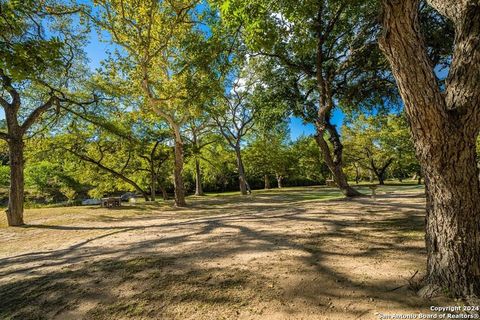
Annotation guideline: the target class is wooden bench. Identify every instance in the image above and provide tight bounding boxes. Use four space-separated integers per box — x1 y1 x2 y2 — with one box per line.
101 197 121 208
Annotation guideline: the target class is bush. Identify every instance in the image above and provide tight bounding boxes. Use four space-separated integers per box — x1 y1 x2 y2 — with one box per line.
0 166 9 187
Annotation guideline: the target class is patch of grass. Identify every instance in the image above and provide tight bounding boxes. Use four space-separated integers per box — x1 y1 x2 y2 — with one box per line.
201 190 244 197
398 230 424 241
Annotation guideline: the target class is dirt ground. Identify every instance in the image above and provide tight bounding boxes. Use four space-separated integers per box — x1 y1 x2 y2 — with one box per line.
0 185 464 319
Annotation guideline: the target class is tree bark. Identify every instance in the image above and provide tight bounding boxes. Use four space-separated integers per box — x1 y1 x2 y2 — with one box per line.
172 125 187 207
421 137 480 297
314 130 361 197
235 147 248 195
264 174 271 189
379 0 480 297
194 158 204 196
6 137 24 226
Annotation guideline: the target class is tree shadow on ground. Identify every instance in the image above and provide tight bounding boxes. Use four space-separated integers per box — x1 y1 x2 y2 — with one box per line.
0 191 436 319
0 255 275 320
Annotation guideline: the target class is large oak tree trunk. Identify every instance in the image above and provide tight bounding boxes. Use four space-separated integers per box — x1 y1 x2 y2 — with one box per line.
172 127 187 207
194 159 204 196
235 147 248 195
7 138 24 226
422 134 480 297
314 128 361 197
379 0 480 297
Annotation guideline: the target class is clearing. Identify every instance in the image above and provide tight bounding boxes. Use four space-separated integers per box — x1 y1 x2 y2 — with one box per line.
0 185 453 319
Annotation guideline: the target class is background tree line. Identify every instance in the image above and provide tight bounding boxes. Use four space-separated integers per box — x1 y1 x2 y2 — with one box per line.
0 108 422 207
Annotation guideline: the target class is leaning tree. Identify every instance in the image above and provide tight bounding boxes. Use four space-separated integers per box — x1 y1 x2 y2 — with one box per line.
379 0 480 298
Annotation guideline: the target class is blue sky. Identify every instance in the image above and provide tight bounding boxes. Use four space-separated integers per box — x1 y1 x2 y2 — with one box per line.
289 110 344 140
85 29 110 71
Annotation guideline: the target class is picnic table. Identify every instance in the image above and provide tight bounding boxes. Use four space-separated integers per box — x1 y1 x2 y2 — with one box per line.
101 197 121 208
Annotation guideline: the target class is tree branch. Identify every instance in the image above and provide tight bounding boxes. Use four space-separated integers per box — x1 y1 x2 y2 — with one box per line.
427 0 472 22
64 146 149 197
379 0 448 126
20 95 57 133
